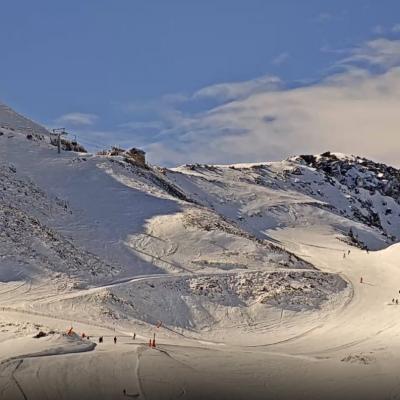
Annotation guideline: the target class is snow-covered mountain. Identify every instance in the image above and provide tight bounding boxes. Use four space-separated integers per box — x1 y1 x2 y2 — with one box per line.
5 102 400 399
0 102 398 337
168 152 400 251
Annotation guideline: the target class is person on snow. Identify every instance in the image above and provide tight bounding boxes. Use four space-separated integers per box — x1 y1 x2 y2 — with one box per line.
99 336 103 343
396 299 399 305
348 250 351 255
133 333 136 340
360 277 363 284
114 336 117 344
343 253 346 259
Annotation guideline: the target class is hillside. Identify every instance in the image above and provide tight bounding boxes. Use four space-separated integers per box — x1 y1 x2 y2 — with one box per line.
0 105 325 333
2 103 400 399
1 103 399 332
0 102 50 137
168 152 399 251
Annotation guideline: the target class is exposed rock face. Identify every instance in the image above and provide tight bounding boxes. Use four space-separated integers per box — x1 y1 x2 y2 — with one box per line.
49 137 87 153
126 148 146 166
97 146 146 167
292 152 400 241
296 152 400 201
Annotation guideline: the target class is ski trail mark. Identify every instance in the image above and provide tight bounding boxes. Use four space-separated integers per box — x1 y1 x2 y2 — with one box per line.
11 360 28 400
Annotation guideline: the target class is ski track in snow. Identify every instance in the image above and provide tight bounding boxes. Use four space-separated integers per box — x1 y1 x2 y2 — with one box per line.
10 360 27 400
135 347 146 399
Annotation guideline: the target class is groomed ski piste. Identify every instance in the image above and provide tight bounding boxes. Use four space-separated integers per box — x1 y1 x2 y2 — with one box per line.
1 104 400 399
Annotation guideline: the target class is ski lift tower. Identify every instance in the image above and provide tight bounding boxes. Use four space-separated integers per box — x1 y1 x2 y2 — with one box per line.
52 128 68 154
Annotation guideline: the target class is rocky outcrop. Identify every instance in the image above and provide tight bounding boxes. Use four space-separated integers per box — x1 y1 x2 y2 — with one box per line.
97 146 146 167
292 152 400 240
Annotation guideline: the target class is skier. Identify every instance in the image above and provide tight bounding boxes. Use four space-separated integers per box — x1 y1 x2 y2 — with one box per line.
99 336 103 344
396 299 399 305
360 277 363 284
343 253 346 259
114 336 117 344
348 250 351 255
133 333 136 340
123 389 126 396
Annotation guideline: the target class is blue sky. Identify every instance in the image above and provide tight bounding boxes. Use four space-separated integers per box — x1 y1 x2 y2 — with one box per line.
2 1 400 165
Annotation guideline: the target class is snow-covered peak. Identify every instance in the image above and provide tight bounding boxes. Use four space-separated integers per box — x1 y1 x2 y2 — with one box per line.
289 152 357 164
166 151 400 251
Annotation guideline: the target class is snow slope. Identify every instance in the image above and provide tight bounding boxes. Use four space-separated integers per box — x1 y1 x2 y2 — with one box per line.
168 153 399 250
0 106 324 327
2 103 400 398
0 102 49 137
2 240 400 399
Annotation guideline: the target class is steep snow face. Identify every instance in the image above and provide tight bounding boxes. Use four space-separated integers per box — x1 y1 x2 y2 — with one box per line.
0 130 183 279
125 208 311 275
0 102 50 137
0 163 118 286
0 125 310 286
168 153 400 250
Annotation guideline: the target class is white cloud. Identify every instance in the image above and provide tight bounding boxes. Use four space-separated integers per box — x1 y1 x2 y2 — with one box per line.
193 75 281 102
56 112 98 127
271 52 290 66
392 24 400 33
141 39 400 168
341 38 400 68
